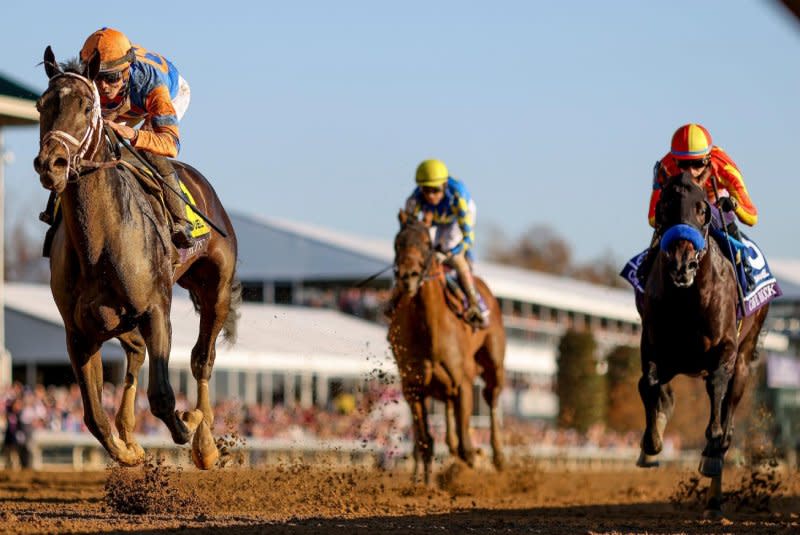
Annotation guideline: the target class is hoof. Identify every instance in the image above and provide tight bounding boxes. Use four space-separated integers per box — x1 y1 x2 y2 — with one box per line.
191 420 219 470
493 453 506 472
112 437 145 467
702 507 725 520
636 450 660 468
178 409 204 434
698 456 723 477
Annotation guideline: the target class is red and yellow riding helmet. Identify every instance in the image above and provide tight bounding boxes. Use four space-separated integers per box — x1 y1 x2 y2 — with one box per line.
670 123 713 160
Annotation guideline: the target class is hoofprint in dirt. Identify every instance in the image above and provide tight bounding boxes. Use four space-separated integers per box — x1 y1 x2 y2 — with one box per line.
0 463 797 534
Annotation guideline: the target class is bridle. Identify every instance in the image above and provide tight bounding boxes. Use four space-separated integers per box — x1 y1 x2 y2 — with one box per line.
39 72 105 182
394 224 440 288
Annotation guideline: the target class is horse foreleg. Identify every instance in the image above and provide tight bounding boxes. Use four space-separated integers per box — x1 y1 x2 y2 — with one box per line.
141 305 190 445
68 336 143 466
700 360 734 478
113 330 146 460
408 392 433 485
445 400 458 456
455 382 476 467
637 368 674 467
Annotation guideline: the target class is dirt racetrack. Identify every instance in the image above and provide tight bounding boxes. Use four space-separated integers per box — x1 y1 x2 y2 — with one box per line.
0 461 798 534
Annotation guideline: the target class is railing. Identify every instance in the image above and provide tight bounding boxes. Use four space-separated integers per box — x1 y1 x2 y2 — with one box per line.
0 430 701 472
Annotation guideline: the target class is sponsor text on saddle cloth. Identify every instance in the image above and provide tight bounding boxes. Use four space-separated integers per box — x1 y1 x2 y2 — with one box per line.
620 215 781 318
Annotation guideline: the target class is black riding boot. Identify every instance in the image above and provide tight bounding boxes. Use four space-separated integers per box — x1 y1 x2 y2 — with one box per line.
39 191 57 225
141 153 195 249
726 222 755 289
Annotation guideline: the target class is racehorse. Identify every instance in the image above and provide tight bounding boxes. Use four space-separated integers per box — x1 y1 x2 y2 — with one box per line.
388 211 506 484
33 47 240 469
638 172 768 514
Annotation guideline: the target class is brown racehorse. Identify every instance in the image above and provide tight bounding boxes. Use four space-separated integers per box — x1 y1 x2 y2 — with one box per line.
388 211 506 484
33 47 240 469
638 172 768 515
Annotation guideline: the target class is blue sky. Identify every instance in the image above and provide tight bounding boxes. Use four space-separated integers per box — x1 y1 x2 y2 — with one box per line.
1 1 799 265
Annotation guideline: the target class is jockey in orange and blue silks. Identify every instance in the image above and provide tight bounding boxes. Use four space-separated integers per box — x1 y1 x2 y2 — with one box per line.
397 159 486 327
69 27 194 249
638 123 758 284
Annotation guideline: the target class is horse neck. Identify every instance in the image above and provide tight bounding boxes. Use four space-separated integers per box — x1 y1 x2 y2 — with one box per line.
60 143 131 264
416 259 447 328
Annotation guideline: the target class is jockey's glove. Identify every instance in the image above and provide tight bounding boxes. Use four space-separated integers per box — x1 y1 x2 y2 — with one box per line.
718 196 737 213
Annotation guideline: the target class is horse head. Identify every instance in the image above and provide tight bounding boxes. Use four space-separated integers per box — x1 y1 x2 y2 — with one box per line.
394 210 435 296
33 46 103 193
657 172 712 288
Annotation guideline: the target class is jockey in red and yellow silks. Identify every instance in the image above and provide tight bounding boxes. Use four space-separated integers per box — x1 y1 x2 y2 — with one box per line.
648 147 757 229
637 124 758 285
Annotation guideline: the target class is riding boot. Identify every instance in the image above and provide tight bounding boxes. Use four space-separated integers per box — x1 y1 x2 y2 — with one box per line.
39 191 57 225
636 230 662 288
142 152 195 249
726 221 755 289
448 251 487 327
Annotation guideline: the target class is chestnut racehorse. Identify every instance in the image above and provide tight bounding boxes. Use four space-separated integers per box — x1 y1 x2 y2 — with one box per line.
388 212 506 484
33 47 240 469
638 172 768 514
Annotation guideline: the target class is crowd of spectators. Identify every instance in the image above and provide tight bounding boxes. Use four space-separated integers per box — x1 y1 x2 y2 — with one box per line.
2 381 653 469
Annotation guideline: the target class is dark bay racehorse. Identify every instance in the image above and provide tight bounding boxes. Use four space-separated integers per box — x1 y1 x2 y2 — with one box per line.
638 172 768 513
33 47 240 469
388 212 506 484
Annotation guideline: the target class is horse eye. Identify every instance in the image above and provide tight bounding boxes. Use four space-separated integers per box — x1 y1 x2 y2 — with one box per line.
84 105 92 115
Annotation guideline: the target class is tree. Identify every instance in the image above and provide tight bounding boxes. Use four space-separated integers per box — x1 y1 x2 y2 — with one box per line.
486 224 572 275
556 329 606 432
605 345 642 432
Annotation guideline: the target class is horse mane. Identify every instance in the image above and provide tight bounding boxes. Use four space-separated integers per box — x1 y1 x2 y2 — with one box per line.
60 57 83 75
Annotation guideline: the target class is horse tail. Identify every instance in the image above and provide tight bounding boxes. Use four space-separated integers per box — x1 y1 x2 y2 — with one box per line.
222 278 242 345
188 276 242 346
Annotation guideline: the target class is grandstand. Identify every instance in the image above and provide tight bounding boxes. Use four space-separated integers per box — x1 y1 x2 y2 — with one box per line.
2 212 797 422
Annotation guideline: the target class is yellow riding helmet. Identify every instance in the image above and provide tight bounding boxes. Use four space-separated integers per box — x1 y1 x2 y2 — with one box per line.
415 159 449 188
80 27 135 72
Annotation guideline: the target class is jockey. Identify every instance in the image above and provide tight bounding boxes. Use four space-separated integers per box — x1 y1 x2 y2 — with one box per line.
40 27 195 249
387 159 486 326
637 123 758 285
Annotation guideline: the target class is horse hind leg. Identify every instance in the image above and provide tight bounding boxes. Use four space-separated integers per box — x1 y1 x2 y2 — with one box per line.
476 340 506 471
182 273 238 469
113 330 147 462
445 399 459 456
68 335 143 466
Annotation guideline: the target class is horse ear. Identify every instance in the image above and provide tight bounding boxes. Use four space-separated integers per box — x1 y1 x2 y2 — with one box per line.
85 50 101 81
398 210 408 226
43 46 61 79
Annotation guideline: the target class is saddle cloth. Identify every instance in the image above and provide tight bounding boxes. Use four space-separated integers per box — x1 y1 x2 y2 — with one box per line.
620 234 781 318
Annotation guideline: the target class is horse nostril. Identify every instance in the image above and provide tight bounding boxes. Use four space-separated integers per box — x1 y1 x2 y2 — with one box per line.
688 261 699 271
33 156 43 171
53 157 68 169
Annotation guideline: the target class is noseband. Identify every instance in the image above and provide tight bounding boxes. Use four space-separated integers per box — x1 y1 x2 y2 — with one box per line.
40 73 104 180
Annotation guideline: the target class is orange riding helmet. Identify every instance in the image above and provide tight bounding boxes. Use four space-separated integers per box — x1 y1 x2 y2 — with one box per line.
79 27 135 72
670 123 713 160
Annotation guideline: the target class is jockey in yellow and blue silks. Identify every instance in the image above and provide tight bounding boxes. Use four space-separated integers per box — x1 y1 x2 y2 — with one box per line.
395 159 485 326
